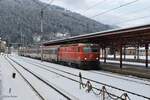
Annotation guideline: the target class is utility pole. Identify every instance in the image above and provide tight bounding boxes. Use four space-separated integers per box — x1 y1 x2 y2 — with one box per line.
20 30 23 55
40 10 44 61
0 37 1 53
41 10 44 34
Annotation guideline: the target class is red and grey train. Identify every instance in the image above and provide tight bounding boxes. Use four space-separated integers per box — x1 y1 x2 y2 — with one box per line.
19 43 100 69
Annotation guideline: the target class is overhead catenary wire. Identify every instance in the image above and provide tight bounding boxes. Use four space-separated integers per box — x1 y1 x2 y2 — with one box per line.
105 4 150 24
90 0 140 18
115 5 150 19
114 14 150 26
82 0 108 14
41 0 55 10
97 6 150 26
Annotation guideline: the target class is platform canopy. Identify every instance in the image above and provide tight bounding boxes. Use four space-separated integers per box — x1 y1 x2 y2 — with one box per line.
43 24 150 48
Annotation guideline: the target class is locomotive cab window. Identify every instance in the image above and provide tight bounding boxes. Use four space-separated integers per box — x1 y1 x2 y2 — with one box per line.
91 48 99 52
83 47 98 53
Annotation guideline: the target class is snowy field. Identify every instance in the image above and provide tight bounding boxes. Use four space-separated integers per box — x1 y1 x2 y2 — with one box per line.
0 54 150 100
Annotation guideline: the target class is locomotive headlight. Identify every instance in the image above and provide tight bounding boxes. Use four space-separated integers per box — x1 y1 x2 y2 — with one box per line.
96 57 99 60
84 57 87 60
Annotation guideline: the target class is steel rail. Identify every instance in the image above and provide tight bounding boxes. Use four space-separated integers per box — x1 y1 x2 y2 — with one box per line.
4 56 45 100
18 56 150 100
9 56 124 99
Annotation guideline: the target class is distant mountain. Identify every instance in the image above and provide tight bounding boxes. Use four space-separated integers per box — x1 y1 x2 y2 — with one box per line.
0 0 113 44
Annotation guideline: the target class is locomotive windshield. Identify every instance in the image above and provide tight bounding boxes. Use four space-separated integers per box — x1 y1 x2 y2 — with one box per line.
83 47 98 52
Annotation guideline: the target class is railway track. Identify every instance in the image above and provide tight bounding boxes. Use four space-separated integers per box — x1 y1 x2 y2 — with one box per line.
8 55 126 99
5 57 45 100
11 55 150 100
20 55 150 85
5 56 78 100
19 56 150 86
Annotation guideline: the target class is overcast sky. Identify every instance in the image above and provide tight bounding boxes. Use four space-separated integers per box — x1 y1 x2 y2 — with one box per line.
39 0 150 28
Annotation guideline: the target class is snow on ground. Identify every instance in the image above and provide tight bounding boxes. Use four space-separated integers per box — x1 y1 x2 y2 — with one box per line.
6 57 74 100
0 55 41 100
10 54 150 100
9 55 100 100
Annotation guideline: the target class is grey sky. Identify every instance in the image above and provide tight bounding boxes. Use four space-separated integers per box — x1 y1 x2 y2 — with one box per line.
40 0 150 28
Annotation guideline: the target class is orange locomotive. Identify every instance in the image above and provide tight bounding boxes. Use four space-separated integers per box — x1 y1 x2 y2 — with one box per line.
58 43 100 69
19 43 100 69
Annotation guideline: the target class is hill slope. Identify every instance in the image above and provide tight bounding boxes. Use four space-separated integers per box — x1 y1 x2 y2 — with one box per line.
0 0 113 44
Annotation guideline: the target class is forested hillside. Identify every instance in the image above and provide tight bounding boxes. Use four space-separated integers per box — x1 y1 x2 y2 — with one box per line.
0 0 113 44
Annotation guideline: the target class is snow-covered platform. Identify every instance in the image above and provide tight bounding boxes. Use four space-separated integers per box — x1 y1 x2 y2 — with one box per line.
100 59 150 79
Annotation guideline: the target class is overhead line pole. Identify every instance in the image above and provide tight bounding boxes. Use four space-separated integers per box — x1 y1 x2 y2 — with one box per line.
40 0 55 61
40 9 44 61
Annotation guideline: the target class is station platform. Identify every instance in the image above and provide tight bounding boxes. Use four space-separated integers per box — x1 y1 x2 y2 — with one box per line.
100 61 150 79
106 57 150 63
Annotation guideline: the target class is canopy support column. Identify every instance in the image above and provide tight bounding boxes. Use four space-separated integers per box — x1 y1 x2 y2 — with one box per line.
137 45 140 60
120 44 123 69
123 46 126 60
104 47 106 63
145 43 149 68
